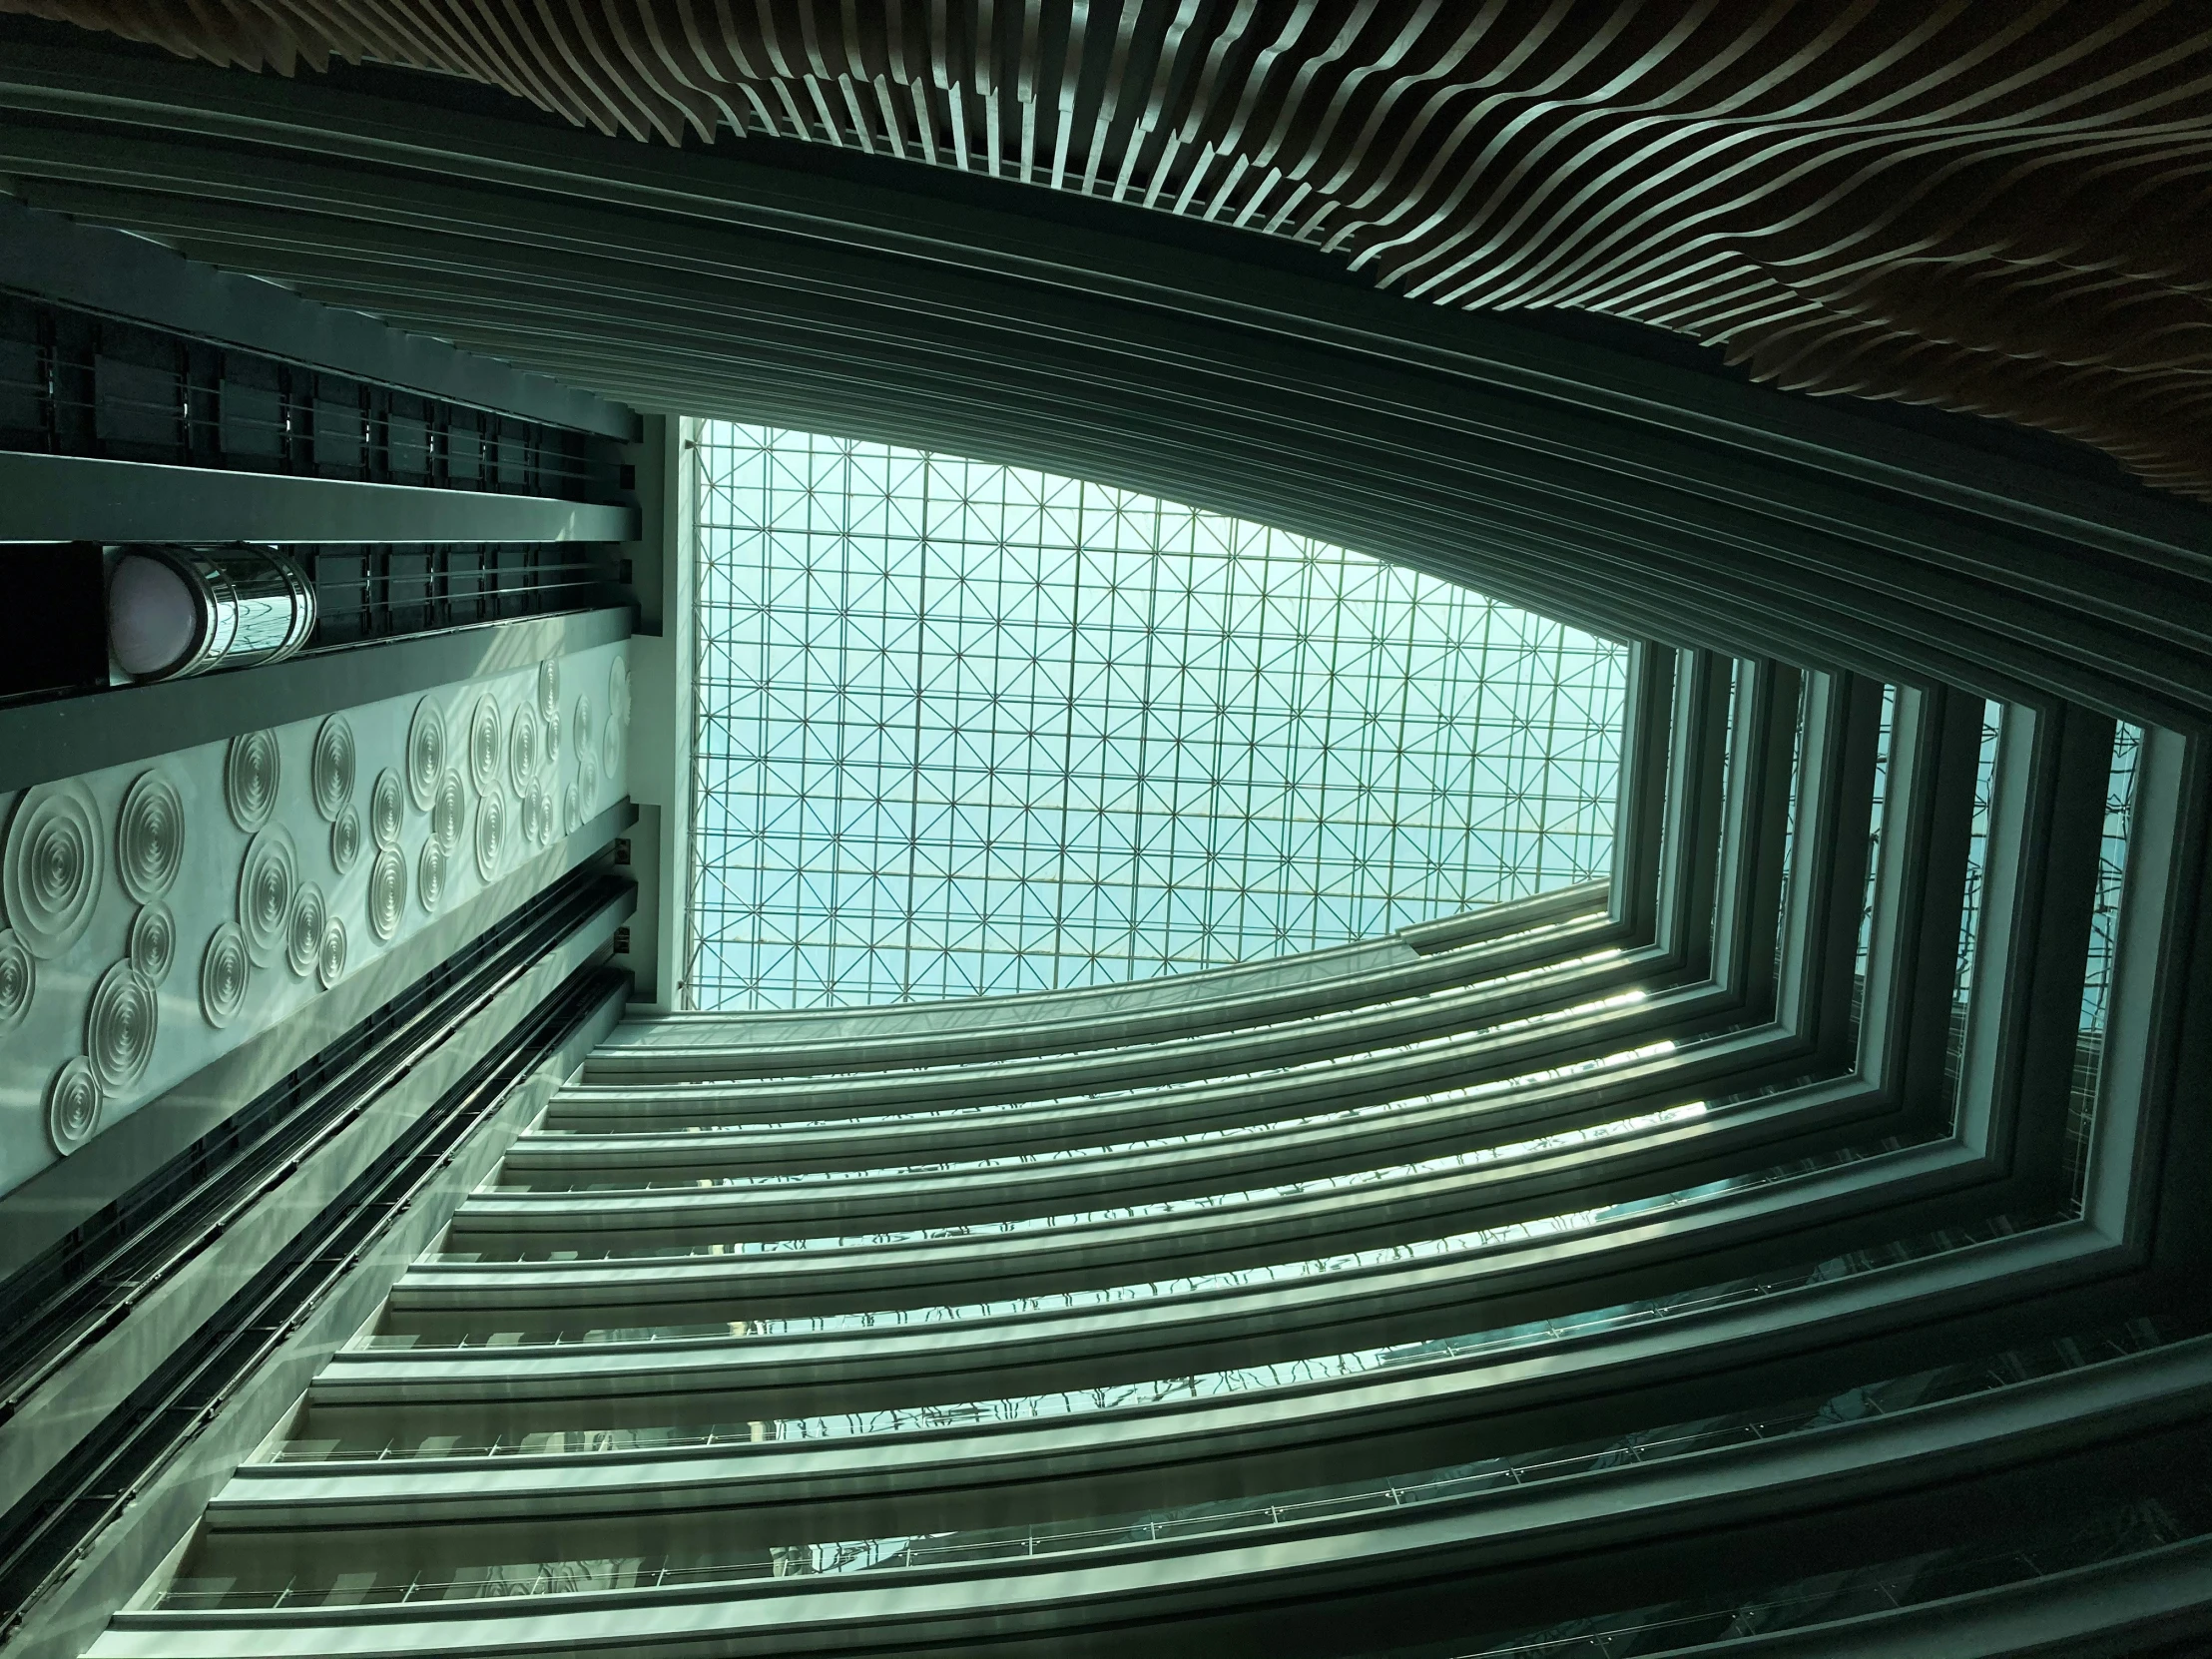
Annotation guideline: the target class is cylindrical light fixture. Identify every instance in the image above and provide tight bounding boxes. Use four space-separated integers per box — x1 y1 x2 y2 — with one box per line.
107 545 316 682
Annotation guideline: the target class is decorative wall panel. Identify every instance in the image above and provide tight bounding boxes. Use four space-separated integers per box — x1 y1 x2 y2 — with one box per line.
0 638 631 1196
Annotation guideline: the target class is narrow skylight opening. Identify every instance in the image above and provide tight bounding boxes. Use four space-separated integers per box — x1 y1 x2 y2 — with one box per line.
688 423 1627 1009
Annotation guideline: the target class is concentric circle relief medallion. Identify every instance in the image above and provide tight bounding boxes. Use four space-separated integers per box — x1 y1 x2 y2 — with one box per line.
45 1057 103 1155
331 808 362 876
3 779 106 960
473 792 505 883
538 659 560 724
310 717 357 823
367 849 405 943
116 770 185 903
0 929 33 1034
468 696 501 795
508 704 540 797
317 915 347 990
87 960 158 1091
406 698 445 812
417 836 446 914
237 828 297 966
286 882 326 978
369 769 404 852
432 768 466 855
225 730 281 831
200 923 252 1030
129 902 177 985
601 713 625 785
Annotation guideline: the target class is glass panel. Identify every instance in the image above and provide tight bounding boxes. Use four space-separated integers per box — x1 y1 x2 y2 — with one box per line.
691 424 1627 1009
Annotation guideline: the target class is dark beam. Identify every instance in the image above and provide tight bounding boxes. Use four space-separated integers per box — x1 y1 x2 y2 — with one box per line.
0 453 636 544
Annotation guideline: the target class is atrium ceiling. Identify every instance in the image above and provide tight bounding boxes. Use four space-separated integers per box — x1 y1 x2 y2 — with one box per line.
688 423 1623 1008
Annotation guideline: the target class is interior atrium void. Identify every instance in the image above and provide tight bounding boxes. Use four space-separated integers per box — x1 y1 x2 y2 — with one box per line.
1 8 2209 1659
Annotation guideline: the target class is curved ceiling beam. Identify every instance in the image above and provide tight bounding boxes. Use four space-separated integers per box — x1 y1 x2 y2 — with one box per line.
8 0 2209 498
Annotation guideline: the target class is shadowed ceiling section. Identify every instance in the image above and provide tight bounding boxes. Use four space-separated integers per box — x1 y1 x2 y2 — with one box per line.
8 0 2210 499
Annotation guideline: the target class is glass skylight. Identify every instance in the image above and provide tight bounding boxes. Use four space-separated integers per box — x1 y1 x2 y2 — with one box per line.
688 423 1625 1010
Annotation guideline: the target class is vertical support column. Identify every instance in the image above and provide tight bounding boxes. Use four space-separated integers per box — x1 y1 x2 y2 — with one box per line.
2134 731 2212 1275
1775 672 1884 1068
1610 641 1677 941
658 416 699 1013
614 413 697 1013
1709 660 1801 1015
1960 701 2110 1190
1871 687 1985 1124
2090 724 2200 1248
1653 648 1733 978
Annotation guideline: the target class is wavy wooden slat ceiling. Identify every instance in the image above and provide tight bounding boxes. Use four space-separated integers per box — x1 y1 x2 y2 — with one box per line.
16 0 2211 499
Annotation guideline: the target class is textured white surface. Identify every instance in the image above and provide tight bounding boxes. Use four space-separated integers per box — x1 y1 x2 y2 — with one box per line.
0 638 631 1196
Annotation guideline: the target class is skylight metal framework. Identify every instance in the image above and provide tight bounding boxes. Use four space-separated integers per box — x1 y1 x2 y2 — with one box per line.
688 424 1626 1010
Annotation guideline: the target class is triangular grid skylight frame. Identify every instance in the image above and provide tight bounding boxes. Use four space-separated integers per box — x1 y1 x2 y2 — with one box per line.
689 424 1628 1010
